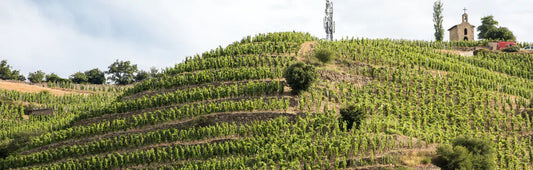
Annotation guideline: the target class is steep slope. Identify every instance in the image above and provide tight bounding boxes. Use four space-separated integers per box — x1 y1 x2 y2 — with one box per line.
1 32 532 169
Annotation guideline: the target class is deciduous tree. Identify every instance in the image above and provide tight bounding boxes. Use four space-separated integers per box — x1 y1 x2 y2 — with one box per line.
28 70 45 83
106 60 138 85
84 68 106 84
70 72 89 84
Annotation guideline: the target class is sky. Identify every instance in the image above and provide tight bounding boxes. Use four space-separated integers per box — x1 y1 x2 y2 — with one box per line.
1 0 532 78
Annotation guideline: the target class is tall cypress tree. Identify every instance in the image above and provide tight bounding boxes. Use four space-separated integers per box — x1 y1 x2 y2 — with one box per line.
433 0 444 41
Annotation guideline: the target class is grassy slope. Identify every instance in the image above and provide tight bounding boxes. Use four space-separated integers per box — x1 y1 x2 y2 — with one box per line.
1 32 532 169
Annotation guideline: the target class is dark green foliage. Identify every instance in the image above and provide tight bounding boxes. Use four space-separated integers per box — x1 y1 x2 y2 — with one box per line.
0 60 10 80
502 45 519 52
0 60 25 81
283 62 317 94
134 70 150 82
28 70 46 83
477 16 498 40
485 27 516 41
477 16 516 41
70 72 89 84
106 60 138 85
314 48 336 64
433 0 444 41
434 136 496 170
339 105 366 130
11 70 25 81
46 73 70 83
85 68 106 84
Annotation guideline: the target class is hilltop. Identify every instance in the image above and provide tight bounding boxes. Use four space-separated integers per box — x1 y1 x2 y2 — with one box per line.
1 32 532 169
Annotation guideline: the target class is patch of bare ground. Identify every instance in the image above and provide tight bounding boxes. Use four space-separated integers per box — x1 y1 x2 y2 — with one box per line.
435 49 465 55
428 69 449 78
0 80 95 96
73 95 296 127
297 41 318 61
21 111 298 155
318 69 372 87
22 136 239 169
121 79 285 101
344 144 437 170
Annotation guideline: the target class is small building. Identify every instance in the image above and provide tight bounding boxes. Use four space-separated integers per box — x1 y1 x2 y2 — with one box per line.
448 10 475 41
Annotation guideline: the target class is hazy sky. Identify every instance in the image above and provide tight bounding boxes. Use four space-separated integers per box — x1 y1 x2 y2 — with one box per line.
1 0 532 78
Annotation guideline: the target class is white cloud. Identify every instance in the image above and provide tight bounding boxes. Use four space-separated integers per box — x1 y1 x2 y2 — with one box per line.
0 0 531 78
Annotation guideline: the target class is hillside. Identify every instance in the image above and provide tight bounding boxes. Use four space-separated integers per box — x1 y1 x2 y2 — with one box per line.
1 32 533 169
0 80 100 96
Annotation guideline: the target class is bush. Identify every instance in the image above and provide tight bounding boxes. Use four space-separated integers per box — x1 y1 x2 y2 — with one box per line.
284 62 317 95
313 48 335 64
339 105 367 130
433 136 496 170
502 45 519 52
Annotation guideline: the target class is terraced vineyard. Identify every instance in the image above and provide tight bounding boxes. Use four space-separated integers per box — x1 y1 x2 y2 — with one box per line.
1 32 532 169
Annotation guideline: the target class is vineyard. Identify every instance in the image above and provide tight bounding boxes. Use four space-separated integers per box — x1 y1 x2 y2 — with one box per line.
1 31 532 169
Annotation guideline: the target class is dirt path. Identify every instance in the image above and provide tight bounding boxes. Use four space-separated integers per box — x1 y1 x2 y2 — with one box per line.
297 41 318 61
0 80 93 96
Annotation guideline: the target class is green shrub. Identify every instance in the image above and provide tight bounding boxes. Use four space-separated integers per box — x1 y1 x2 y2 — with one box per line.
283 62 317 95
339 105 367 130
502 45 519 52
313 48 336 64
433 136 496 170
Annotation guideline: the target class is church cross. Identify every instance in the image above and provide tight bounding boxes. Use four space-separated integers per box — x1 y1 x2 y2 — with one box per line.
463 7 467 14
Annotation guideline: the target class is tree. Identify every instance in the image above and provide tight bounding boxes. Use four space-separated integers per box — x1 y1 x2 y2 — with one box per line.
134 70 150 82
477 16 516 41
84 68 106 84
283 62 317 94
106 60 138 85
339 105 367 130
10 70 25 81
477 16 498 39
70 72 88 84
485 27 516 41
28 70 46 83
433 0 444 41
0 60 12 80
434 136 496 170
313 48 336 64
45 73 67 82
0 60 25 81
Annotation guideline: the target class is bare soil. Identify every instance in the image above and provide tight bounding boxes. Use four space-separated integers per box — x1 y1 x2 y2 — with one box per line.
0 80 93 96
318 69 372 87
297 41 318 61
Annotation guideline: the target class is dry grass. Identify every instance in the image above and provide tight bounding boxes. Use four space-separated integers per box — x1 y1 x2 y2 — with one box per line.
0 80 91 96
399 150 435 167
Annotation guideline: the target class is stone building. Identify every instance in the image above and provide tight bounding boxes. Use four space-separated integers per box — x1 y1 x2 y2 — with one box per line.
448 11 475 41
